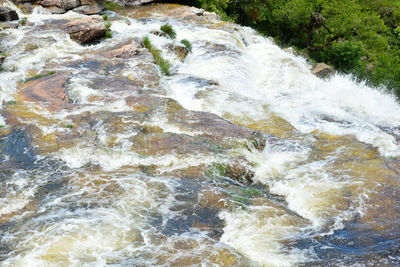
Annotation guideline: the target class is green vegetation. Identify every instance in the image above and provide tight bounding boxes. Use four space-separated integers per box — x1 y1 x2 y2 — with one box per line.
6 100 17 105
0 52 6 57
180 39 192 52
25 71 56 82
0 125 5 128
0 67 3 72
104 1 122 11
183 0 400 98
20 17 27 26
65 124 74 129
103 15 113 39
142 36 171 75
160 23 177 39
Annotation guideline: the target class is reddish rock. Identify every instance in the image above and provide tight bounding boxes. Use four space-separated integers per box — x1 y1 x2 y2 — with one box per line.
18 73 71 111
64 15 106 44
312 63 335 79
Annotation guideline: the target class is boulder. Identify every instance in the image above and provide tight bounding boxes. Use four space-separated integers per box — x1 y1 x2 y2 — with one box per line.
64 15 106 44
0 6 19 21
18 73 71 111
312 63 335 79
72 0 103 15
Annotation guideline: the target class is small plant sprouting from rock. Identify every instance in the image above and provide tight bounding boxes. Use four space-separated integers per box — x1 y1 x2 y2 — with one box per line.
103 16 112 39
160 23 176 39
6 100 17 105
105 21 112 38
25 71 56 82
142 36 171 75
20 17 27 26
180 39 192 52
104 1 122 11
65 124 74 129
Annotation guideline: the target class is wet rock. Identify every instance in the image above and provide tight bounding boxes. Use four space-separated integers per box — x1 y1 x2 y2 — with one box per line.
150 30 165 37
96 38 142 59
312 63 335 79
168 110 266 151
18 73 71 111
0 53 5 65
0 6 19 21
72 0 103 15
88 75 142 93
120 4 219 23
64 15 106 44
166 43 189 61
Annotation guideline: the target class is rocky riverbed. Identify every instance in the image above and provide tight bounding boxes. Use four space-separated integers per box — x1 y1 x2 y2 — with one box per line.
0 1 400 266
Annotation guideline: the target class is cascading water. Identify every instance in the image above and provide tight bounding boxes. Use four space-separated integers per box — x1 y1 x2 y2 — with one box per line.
0 2 399 266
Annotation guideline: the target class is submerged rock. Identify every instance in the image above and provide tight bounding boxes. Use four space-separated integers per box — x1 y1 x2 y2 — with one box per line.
18 73 71 111
0 6 19 21
64 15 106 44
312 62 335 78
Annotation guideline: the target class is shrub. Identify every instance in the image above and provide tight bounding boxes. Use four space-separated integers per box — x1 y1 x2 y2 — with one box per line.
142 36 171 75
104 1 122 11
160 23 176 39
327 41 364 73
180 39 192 52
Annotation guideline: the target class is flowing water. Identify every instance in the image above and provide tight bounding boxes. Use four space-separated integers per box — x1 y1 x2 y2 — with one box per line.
0 2 400 266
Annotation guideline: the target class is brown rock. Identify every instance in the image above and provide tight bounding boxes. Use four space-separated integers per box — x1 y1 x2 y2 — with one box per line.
97 39 142 59
64 0 80 10
64 15 106 44
72 0 103 15
168 110 266 151
18 73 71 111
167 43 189 61
312 63 335 79
39 0 62 7
0 6 19 21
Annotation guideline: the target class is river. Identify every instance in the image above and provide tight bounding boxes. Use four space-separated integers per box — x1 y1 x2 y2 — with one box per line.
0 2 399 266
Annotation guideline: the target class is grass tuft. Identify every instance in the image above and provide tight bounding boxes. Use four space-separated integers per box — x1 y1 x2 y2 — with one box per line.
104 18 112 39
142 36 171 75
180 39 192 52
65 124 74 129
20 17 27 26
160 23 176 39
6 100 16 105
25 71 56 82
104 1 122 11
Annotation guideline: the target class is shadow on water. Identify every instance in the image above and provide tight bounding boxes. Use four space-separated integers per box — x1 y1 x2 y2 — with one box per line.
0 131 36 169
296 220 400 266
